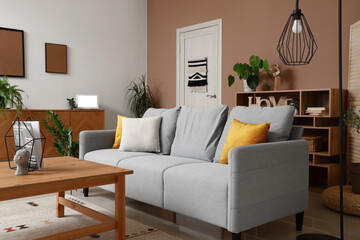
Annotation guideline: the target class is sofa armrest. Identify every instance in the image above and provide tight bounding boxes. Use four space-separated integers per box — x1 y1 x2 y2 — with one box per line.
227 140 309 233
79 130 116 159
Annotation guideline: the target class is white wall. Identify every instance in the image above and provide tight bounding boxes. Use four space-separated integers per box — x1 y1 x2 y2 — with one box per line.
0 0 147 129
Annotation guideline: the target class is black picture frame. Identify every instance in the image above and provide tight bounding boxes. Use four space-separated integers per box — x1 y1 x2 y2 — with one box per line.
0 27 25 78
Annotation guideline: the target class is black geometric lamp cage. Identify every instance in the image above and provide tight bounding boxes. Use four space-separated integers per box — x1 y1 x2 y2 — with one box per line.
277 0 318 65
5 115 46 171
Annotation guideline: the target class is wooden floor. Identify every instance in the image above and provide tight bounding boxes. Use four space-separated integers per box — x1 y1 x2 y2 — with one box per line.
70 188 360 240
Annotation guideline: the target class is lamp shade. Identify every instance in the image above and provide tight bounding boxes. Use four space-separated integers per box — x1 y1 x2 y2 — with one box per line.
277 9 318 65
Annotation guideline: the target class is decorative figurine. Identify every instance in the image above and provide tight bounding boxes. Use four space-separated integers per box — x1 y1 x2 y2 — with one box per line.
13 148 31 175
272 64 281 91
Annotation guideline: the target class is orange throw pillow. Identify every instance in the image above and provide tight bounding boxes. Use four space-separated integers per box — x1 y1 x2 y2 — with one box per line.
219 119 270 164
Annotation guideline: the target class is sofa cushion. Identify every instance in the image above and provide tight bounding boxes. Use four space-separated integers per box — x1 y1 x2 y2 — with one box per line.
112 115 127 148
164 163 228 228
143 107 181 155
120 116 162 153
220 120 270 164
214 106 295 162
118 155 206 208
170 105 228 162
84 149 156 167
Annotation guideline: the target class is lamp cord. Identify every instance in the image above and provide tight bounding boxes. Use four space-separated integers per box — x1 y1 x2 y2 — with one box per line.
296 0 300 10
338 0 344 239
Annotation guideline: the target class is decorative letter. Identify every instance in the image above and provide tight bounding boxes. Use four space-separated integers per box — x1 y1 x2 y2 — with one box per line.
248 96 258 107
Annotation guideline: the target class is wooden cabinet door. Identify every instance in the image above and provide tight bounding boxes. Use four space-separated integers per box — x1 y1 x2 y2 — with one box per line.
70 110 105 142
0 110 32 160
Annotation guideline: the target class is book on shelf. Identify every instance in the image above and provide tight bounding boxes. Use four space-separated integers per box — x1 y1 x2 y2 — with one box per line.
306 107 327 111
305 107 329 116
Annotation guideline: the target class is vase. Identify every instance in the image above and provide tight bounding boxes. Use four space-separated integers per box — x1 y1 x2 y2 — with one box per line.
243 80 254 92
274 76 281 91
349 163 360 194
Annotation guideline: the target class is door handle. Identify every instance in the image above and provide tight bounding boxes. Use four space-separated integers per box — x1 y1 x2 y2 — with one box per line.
206 94 217 98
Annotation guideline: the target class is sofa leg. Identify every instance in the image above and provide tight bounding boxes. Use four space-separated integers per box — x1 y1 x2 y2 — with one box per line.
232 232 242 240
296 212 304 231
83 188 89 197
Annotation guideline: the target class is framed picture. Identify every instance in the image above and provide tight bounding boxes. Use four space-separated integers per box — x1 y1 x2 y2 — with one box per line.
45 43 67 74
0 27 25 77
76 94 99 109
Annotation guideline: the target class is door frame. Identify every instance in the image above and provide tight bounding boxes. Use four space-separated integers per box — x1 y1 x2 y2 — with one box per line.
176 19 222 106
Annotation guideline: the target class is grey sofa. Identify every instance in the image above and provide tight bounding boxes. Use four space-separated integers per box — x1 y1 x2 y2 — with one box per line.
79 105 309 240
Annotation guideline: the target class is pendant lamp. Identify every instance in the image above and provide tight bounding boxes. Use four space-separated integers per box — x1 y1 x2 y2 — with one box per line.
277 0 318 65
278 0 344 239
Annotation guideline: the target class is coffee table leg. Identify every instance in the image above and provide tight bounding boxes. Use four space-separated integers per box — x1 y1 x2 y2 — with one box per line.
56 191 65 218
115 176 125 240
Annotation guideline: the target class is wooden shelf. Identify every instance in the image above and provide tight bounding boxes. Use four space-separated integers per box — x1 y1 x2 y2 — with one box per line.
310 151 331 156
309 163 340 168
236 88 347 191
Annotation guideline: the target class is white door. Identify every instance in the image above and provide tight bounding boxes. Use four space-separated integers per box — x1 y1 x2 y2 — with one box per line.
176 19 222 106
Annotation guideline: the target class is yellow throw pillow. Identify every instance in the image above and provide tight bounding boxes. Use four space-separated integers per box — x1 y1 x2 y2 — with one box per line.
219 119 270 164
112 115 127 148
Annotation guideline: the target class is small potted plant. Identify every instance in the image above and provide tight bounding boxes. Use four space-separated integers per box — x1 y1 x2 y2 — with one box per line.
0 75 26 116
67 98 77 110
228 55 271 92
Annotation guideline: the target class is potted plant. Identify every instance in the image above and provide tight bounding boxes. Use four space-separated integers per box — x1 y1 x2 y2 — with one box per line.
42 110 79 157
344 107 360 193
0 75 26 116
67 98 77 110
228 55 271 92
127 74 155 117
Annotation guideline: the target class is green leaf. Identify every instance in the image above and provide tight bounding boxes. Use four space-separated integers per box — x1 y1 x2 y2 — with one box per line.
263 59 269 72
243 71 249 80
247 75 259 90
249 56 261 68
228 75 235 87
233 63 241 74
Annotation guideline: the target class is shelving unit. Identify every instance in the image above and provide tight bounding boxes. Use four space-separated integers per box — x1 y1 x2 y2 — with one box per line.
236 89 347 191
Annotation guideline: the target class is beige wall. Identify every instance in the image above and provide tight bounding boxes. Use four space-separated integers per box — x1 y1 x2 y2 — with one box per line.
148 0 360 109
1 0 147 129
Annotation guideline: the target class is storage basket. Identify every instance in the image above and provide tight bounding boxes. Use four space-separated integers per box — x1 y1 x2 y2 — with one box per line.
302 136 322 152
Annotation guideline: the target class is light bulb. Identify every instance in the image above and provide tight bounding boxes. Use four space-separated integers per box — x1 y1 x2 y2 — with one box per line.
292 19 303 34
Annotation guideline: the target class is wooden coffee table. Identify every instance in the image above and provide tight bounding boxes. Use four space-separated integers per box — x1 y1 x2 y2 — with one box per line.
0 156 133 240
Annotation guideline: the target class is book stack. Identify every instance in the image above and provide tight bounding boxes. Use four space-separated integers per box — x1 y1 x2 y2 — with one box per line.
305 107 329 116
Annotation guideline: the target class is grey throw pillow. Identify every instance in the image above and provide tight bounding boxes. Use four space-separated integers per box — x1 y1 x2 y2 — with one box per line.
170 105 228 162
213 106 295 162
143 107 181 155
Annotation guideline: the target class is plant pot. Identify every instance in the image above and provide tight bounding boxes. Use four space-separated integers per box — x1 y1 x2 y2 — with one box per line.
349 163 360 194
243 80 255 92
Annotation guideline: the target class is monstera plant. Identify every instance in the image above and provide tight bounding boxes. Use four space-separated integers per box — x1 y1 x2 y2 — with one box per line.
0 75 25 115
228 55 271 91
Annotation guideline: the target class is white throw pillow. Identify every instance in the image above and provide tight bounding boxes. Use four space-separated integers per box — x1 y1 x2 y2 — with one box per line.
119 116 162 153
